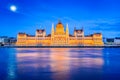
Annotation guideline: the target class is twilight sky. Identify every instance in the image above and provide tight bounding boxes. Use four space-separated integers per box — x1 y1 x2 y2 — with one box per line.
0 0 120 38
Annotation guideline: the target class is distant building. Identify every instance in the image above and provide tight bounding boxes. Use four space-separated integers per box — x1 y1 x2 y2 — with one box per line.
114 37 120 45
103 37 107 44
106 38 114 45
16 20 104 46
0 43 4 46
105 37 120 45
9 37 17 45
0 36 16 45
0 36 9 45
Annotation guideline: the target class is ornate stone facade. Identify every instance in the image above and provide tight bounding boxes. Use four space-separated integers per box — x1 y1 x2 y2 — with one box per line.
16 21 103 46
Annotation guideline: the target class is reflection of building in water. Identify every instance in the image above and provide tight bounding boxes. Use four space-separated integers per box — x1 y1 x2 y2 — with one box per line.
50 48 104 80
16 20 103 46
16 48 104 80
50 49 71 80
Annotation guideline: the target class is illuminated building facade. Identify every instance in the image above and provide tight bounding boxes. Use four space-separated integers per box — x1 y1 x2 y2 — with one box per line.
16 21 103 46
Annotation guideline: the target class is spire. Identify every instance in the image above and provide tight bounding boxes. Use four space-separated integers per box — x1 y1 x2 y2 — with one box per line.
51 23 54 37
66 23 69 32
66 23 69 44
52 23 54 28
51 23 54 44
52 23 54 31
66 23 69 36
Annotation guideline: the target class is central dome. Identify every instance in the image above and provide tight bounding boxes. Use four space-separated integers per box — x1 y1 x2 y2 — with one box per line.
56 21 64 33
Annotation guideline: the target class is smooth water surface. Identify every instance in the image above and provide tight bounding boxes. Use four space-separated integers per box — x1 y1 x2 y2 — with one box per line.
0 48 120 80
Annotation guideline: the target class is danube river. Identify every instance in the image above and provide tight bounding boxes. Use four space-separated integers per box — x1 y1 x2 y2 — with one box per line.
0 48 120 80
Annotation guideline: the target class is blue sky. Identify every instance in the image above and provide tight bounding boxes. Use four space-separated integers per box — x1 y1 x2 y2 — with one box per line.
0 0 120 38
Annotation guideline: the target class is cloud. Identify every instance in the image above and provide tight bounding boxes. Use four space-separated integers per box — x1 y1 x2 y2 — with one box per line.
91 19 120 31
58 17 120 37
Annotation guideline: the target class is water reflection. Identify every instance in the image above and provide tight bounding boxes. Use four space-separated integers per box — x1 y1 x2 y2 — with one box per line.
16 48 104 80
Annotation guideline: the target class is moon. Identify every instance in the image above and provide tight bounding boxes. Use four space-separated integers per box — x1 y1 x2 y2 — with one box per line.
10 5 17 12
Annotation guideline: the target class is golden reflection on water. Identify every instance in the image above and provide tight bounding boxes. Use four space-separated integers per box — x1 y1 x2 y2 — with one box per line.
16 48 104 80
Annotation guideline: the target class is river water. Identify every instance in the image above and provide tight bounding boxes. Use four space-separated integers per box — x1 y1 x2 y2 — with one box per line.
0 48 120 80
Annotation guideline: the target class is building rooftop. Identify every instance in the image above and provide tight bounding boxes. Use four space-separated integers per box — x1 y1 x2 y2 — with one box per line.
47 34 51 37
94 33 102 35
36 29 45 33
115 37 120 39
18 32 26 35
85 34 93 37
69 34 74 37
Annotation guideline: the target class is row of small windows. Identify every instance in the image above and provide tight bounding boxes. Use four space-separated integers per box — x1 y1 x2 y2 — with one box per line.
18 38 101 41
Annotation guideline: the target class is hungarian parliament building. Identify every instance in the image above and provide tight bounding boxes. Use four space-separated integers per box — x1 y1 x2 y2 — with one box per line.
16 21 103 46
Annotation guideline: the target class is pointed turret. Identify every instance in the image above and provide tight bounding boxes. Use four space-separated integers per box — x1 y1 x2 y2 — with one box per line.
66 23 69 35
66 23 69 45
51 23 54 37
51 23 54 45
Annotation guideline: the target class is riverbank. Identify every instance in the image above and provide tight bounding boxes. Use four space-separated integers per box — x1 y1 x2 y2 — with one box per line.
0 45 120 48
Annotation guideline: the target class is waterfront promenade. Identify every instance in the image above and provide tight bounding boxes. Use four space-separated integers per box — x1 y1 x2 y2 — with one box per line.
0 45 120 48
